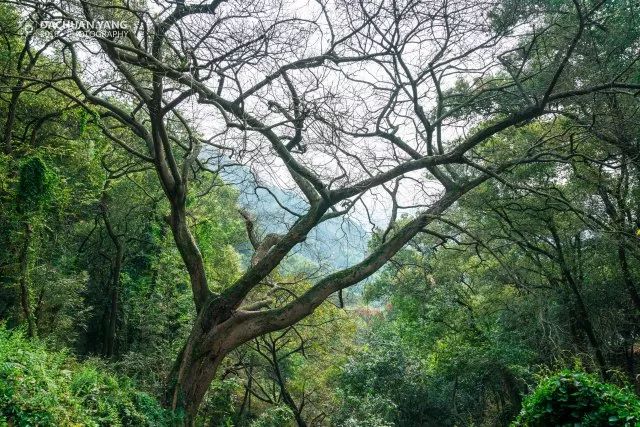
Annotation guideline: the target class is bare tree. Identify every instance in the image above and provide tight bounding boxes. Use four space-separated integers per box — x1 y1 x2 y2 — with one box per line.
5 0 640 421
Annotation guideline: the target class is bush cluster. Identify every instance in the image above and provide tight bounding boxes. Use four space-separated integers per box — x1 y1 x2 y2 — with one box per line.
514 370 640 426
0 327 175 426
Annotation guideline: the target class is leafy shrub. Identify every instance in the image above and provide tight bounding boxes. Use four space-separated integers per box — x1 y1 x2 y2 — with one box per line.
17 156 57 215
249 406 293 427
0 327 174 426
333 338 435 426
513 370 640 426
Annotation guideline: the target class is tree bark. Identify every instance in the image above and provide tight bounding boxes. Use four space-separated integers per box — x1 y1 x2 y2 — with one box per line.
169 203 212 313
105 243 123 358
618 243 640 312
166 305 227 425
101 196 124 357
270 343 307 427
18 222 36 338
549 225 608 377
2 82 22 154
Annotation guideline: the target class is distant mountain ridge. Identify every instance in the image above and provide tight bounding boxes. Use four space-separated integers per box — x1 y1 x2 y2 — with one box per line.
225 166 369 270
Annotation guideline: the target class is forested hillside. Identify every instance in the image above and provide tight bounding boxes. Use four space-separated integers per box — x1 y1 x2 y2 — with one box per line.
1 0 640 425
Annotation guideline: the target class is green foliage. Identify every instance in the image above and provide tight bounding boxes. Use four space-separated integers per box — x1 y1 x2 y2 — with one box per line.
0 327 175 426
200 378 243 426
249 406 294 427
16 157 57 215
513 370 640 426
335 394 395 427
333 331 435 426
1 1 640 426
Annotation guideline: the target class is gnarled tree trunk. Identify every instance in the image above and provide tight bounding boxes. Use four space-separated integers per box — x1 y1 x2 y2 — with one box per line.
165 299 234 424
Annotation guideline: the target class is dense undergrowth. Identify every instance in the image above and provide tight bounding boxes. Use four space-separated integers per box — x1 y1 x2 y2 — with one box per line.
514 370 640 427
0 327 176 426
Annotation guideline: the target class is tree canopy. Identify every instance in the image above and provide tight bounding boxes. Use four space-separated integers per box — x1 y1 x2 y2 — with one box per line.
1 0 640 425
